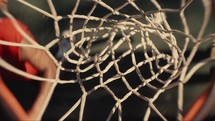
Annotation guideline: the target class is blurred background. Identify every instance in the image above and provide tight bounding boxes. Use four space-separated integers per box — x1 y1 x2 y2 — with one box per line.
1 0 215 120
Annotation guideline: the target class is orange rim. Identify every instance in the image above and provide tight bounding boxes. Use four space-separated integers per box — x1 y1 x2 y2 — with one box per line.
183 85 211 121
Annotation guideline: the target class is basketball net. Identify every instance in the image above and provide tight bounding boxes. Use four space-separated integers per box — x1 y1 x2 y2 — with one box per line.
0 0 214 120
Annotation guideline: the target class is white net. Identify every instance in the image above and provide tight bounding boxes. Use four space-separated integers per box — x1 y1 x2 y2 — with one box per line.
0 0 215 120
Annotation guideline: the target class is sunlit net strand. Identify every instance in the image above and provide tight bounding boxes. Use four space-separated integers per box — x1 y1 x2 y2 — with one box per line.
177 0 192 119
73 2 179 119
66 2 179 121
58 51 174 85
61 20 182 60
1 1 178 121
59 23 180 76
1 0 214 121
19 1 185 120
58 27 180 88
59 0 212 119
177 0 212 120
